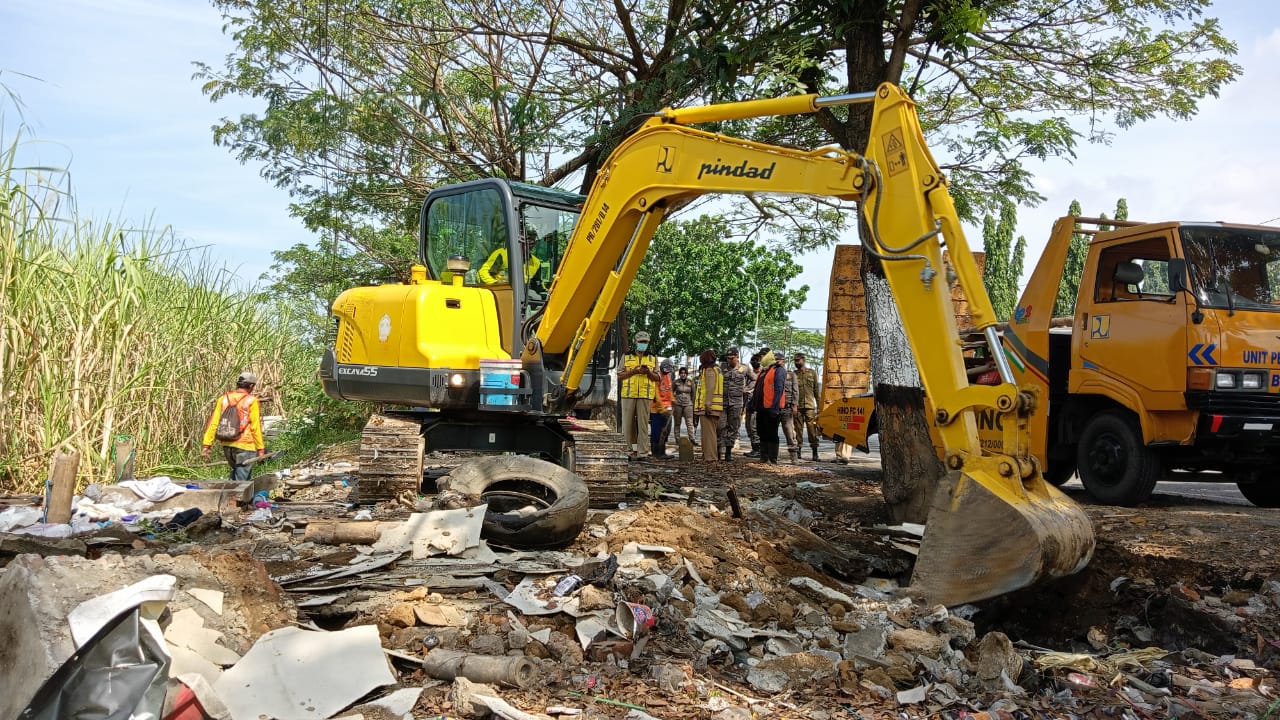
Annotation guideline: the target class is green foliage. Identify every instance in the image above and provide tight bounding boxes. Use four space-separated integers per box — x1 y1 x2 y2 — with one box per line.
1056 198 1141 315
689 0 1239 225
0 125 318 491
624 216 807 357
980 199 1025 321
753 321 824 364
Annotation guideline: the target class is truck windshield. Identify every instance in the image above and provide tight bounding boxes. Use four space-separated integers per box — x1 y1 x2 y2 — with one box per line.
1180 226 1280 312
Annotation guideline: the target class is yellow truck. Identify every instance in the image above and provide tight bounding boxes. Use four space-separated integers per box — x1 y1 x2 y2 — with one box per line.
819 216 1280 507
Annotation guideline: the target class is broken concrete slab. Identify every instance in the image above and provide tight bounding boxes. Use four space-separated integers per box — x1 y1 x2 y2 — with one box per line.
0 551 294 720
99 480 250 515
0 533 88 561
372 507 486 558
213 624 395 720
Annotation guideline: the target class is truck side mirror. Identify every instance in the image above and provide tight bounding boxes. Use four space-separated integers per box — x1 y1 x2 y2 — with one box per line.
1167 258 1188 292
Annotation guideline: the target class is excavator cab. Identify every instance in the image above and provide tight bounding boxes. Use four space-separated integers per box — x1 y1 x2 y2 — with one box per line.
420 180 579 352
417 179 615 413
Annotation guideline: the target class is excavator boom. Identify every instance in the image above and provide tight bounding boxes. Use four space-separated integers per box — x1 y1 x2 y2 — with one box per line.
528 83 1094 604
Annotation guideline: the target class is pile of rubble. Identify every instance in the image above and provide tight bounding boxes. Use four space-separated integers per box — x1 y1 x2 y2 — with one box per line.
0 457 1277 719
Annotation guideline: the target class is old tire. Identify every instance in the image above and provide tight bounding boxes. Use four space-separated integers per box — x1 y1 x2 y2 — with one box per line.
439 455 589 549
1236 470 1280 508
1076 410 1161 506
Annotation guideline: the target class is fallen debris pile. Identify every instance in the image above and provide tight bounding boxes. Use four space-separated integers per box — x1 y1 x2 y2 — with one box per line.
1 455 1278 719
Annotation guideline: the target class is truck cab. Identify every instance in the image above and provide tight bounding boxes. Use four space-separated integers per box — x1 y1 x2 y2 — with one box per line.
1012 219 1280 506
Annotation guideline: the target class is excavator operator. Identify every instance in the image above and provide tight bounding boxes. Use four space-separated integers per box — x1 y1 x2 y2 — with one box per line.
479 229 542 286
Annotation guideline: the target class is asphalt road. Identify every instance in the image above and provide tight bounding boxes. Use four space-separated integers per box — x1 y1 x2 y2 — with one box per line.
846 435 1253 507
1062 475 1252 507
737 430 1254 507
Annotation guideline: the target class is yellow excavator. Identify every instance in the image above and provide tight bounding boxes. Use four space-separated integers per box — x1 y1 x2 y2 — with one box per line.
320 83 1095 605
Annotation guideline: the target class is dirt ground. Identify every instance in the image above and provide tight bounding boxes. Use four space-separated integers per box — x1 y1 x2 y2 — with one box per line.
624 450 1280 659
191 441 1280 718
310 436 1280 659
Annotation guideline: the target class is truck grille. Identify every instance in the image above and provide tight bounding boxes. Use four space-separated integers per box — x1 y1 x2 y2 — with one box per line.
1185 391 1280 417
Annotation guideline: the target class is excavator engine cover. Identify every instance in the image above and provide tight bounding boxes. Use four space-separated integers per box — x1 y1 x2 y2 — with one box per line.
910 465 1094 606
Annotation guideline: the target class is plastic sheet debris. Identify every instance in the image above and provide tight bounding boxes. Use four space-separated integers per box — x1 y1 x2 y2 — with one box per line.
67 574 176 648
118 476 187 502
501 576 582 616
17 605 171 720
0 505 43 532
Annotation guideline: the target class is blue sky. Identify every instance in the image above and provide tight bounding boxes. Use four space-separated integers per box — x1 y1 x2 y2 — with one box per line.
3 1 1278 328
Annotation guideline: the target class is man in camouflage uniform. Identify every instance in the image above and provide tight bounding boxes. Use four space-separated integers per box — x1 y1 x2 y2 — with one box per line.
791 352 822 461
718 347 755 461
780 352 801 462
672 366 698 445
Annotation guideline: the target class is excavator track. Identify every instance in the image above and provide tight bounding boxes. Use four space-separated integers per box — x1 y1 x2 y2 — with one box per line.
351 412 424 503
560 418 631 509
352 413 629 509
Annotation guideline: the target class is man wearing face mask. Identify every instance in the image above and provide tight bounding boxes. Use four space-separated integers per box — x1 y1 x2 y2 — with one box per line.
618 331 660 460
792 352 822 461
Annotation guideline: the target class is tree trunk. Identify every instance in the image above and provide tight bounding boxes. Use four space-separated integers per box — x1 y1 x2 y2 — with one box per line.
861 256 946 524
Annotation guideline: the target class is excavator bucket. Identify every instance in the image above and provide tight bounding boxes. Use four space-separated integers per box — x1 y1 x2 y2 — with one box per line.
909 467 1094 606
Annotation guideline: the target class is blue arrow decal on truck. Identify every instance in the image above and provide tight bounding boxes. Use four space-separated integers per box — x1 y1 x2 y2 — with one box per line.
1188 343 1218 366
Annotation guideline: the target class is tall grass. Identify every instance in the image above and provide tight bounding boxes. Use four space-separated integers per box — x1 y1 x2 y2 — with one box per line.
0 128 318 492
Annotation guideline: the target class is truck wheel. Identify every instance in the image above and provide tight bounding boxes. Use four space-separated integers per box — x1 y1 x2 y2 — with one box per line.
1076 410 1161 506
438 455 589 549
1236 471 1280 508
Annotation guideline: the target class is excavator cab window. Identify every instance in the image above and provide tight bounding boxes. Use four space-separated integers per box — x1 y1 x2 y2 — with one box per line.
517 202 578 305
421 186 509 286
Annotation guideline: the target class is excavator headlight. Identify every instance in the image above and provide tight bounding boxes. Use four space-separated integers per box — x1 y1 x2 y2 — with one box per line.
449 373 466 387
1215 371 1237 389
1242 371 1265 390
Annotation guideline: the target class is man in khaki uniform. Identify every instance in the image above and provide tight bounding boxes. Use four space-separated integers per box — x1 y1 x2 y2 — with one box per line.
618 331 660 459
718 347 754 461
791 352 822 461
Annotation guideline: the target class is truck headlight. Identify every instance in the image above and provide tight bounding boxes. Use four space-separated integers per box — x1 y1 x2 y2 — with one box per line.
1242 371 1265 390
449 373 466 387
1216 372 1237 389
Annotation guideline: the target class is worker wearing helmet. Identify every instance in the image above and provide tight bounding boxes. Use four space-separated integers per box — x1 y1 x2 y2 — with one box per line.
201 371 267 481
479 229 542 286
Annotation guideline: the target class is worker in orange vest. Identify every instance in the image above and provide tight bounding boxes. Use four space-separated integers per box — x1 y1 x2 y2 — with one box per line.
201 371 266 481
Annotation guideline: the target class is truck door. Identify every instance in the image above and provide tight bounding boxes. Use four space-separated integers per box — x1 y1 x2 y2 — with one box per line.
1076 232 1188 400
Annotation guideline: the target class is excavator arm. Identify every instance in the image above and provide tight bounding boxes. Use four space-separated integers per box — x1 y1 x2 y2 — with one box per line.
530 83 1093 605
531 91 875 403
